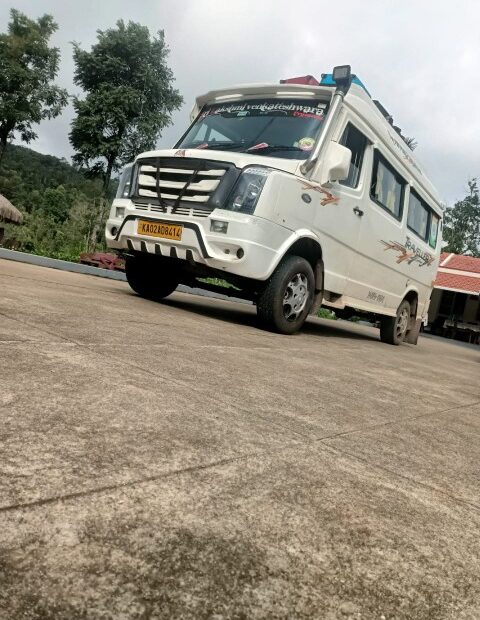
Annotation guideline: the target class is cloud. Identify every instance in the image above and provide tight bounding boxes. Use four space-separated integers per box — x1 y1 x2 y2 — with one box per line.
1 0 479 203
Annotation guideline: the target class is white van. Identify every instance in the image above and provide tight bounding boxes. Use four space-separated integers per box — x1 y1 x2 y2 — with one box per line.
106 65 443 345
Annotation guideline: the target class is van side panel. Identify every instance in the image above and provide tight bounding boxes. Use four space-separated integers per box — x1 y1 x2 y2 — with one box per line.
268 174 362 295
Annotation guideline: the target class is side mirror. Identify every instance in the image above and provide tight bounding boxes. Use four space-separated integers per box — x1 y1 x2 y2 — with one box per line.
318 141 351 186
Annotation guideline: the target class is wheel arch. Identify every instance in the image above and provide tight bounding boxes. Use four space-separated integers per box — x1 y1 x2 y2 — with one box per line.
282 233 324 314
283 234 323 290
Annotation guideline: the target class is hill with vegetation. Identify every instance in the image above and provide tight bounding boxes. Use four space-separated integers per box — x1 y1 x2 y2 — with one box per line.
0 145 116 261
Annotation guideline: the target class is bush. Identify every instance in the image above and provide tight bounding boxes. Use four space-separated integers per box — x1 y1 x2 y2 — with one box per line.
317 307 337 320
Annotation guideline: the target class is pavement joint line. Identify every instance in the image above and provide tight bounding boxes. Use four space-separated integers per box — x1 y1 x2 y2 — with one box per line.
2 426 479 517
3 305 479 433
318 441 480 513
2 308 479 445
0 451 263 514
4 267 480 518
309 399 480 444
0 310 78 346
93 342 308 353
0 309 314 441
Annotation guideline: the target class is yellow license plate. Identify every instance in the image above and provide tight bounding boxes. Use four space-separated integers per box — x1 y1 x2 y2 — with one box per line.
137 220 183 241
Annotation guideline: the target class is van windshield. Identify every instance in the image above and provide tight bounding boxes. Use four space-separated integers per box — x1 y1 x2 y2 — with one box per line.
176 98 329 160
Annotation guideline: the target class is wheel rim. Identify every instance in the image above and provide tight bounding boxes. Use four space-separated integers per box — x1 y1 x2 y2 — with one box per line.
396 307 409 340
283 273 309 322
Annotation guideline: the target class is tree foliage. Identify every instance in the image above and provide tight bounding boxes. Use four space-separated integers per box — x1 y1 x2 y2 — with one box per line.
0 144 111 259
443 179 480 257
0 9 68 164
403 136 418 151
70 20 183 193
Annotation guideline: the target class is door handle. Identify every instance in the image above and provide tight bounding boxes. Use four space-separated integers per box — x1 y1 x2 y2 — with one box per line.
353 206 364 217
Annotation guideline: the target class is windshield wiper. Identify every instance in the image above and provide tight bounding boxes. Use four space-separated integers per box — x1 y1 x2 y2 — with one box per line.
197 142 246 151
249 145 306 154
182 143 307 154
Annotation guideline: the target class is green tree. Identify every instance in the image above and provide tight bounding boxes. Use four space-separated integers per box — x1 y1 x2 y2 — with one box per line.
0 9 68 166
39 185 78 223
70 20 183 194
0 143 108 259
403 136 417 151
443 179 480 257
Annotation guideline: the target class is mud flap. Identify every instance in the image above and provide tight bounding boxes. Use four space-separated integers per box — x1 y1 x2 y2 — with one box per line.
310 290 324 314
309 259 324 314
405 318 421 345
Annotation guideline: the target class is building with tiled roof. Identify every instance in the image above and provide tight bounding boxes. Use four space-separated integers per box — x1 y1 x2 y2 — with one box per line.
428 252 480 344
0 193 23 245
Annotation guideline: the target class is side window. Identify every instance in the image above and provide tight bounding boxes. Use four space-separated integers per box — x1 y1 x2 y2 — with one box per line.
429 212 440 249
370 151 405 219
407 188 441 249
407 191 429 239
339 123 368 188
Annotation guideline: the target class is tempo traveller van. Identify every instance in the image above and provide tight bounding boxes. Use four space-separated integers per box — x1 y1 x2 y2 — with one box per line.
106 65 443 345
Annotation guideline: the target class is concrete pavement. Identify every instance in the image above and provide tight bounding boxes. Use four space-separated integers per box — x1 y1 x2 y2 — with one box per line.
1 258 479 619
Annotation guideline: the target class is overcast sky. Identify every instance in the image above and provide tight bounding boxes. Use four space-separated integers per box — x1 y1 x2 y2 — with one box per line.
1 0 479 204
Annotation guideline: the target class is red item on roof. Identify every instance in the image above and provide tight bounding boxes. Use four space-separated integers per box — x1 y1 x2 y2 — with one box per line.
280 75 320 86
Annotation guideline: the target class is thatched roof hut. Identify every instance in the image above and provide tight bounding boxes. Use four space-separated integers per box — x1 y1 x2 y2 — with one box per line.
0 193 23 224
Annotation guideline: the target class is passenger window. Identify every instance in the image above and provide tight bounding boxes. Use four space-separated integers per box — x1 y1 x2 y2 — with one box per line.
429 212 440 248
407 189 441 248
339 123 368 188
407 191 429 240
370 151 405 219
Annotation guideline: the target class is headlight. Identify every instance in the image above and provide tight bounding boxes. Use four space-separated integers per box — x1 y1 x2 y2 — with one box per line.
116 163 134 198
225 167 271 214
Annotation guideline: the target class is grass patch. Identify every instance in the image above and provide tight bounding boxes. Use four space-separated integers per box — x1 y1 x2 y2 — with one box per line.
197 277 239 290
317 308 337 320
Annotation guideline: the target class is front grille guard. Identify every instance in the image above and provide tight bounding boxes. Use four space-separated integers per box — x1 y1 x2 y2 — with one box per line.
131 157 241 214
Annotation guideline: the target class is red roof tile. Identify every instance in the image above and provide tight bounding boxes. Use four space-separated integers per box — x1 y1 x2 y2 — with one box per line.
435 271 480 294
439 252 480 274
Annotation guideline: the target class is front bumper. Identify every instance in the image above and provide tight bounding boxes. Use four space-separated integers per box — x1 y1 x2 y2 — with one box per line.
105 201 293 281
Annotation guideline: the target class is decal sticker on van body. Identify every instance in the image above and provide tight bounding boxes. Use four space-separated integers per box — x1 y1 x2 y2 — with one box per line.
298 180 339 206
381 236 434 267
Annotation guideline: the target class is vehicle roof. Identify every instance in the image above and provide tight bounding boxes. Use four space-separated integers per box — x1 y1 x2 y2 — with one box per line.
194 82 443 213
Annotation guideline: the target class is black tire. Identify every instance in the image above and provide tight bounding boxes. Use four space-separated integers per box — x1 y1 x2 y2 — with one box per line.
257 255 315 334
380 299 411 345
125 254 179 301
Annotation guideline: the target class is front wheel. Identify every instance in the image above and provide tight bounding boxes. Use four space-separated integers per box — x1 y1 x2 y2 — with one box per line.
125 254 179 301
380 299 411 345
257 255 314 334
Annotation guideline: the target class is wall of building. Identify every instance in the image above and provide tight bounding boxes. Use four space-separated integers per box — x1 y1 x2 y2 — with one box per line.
428 289 442 322
428 288 479 324
463 296 480 322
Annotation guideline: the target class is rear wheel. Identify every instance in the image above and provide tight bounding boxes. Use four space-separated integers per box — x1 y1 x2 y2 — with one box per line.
257 255 314 334
380 299 411 345
125 254 179 301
